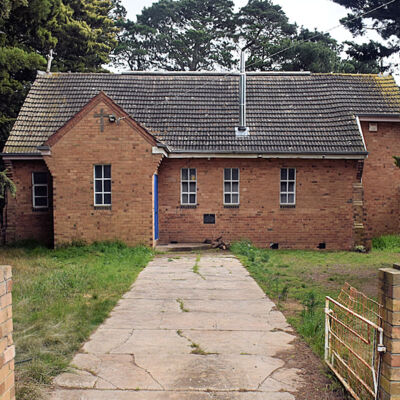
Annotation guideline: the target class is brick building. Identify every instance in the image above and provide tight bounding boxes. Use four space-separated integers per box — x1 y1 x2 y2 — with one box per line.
1 71 400 249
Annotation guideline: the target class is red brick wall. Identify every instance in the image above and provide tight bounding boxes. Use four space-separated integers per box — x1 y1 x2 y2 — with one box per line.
5 160 53 245
158 158 359 250
44 99 162 247
362 121 400 238
0 266 15 400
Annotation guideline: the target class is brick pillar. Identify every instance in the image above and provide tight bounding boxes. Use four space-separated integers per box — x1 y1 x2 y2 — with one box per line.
379 264 400 400
0 266 15 400
352 182 370 250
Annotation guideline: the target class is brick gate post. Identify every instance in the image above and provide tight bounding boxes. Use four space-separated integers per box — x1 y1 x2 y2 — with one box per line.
379 264 400 400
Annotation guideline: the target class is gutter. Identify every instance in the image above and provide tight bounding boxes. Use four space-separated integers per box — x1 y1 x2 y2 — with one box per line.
1 153 43 160
164 152 367 160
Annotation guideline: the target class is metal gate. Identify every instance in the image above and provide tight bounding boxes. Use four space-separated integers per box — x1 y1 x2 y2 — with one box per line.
325 283 386 400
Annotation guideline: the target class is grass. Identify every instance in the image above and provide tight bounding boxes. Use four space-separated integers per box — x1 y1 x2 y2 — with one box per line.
192 254 205 280
176 330 216 355
0 241 153 400
176 298 189 312
231 237 400 357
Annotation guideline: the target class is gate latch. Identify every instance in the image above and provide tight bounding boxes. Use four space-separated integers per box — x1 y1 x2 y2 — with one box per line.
378 345 386 353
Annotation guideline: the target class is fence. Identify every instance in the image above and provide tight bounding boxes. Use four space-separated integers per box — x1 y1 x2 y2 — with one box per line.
325 283 386 400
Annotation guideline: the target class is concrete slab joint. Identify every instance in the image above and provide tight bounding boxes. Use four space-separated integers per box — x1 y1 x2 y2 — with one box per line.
51 254 304 399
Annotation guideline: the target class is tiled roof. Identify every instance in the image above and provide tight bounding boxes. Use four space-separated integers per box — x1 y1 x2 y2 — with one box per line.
3 72 400 155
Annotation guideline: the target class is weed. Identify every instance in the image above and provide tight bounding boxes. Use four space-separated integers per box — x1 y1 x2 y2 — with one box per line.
176 298 189 312
176 330 216 355
192 254 205 280
372 234 400 251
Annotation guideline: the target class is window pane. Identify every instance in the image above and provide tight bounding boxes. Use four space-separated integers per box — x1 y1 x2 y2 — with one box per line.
280 194 287 204
288 168 295 180
182 169 188 180
35 197 47 207
95 194 102 205
190 169 196 180
232 182 239 193
34 186 47 197
232 168 239 180
280 168 287 180
182 194 188 204
224 168 231 180
33 172 47 184
224 182 231 192
288 182 294 193
95 180 102 192
280 182 287 192
189 182 196 193
104 194 111 205
288 194 295 204
225 194 231 203
182 182 188 192
95 165 102 178
104 180 111 192
232 194 239 203
103 165 111 178
189 194 196 204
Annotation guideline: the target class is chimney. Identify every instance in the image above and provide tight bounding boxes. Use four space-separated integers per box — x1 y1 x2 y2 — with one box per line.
235 50 249 137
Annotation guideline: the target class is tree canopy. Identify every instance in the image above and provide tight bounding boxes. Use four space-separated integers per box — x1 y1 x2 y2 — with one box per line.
331 0 400 71
112 0 380 74
114 0 236 71
0 0 121 150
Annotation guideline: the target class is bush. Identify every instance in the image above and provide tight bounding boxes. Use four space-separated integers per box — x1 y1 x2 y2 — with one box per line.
372 235 400 251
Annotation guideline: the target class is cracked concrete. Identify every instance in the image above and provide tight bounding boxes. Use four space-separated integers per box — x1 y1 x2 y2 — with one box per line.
51 253 303 399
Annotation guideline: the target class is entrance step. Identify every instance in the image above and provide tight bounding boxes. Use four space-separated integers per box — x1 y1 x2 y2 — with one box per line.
156 242 212 252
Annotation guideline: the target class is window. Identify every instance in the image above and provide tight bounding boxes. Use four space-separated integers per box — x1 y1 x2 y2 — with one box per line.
280 168 296 205
94 165 111 206
224 168 239 205
181 168 196 205
32 172 49 209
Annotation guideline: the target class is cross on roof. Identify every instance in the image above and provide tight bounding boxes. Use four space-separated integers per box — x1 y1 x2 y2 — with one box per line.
94 108 106 132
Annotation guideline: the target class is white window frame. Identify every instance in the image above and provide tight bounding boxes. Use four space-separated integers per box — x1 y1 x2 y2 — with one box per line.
223 168 240 205
280 168 296 205
94 165 112 206
181 168 197 205
32 172 49 209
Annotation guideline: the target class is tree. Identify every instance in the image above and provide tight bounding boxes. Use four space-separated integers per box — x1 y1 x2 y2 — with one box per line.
330 0 400 70
114 0 356 73
236 0 296 70
113 0 236 71
0 0 123 150
236 1 350 73
0 169 16 234
340 41 391 73
4 0 119 72
266 28 344 73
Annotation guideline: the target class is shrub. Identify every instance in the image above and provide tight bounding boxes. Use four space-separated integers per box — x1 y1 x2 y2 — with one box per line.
372 235 400 251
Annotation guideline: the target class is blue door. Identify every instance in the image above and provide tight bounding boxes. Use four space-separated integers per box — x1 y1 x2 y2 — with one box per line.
154 174 159 240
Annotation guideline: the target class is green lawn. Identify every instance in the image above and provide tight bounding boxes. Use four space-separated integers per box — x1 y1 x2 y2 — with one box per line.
231 236 400 356
0 241 153 400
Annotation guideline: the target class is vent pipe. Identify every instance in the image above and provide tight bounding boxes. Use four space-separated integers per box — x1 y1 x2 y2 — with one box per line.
46 49 54 74
235 50 249 137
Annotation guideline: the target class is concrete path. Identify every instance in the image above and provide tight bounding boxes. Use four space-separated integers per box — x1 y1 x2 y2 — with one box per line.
51 253 303 399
